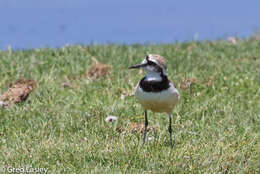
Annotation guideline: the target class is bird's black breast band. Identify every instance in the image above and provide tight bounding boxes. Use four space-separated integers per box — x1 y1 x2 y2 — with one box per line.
139 75 170 92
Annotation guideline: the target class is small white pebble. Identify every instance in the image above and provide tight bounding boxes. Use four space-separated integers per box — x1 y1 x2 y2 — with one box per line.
148 136 154 142
85 112 91 118
105 115 118 123
0 101 7 107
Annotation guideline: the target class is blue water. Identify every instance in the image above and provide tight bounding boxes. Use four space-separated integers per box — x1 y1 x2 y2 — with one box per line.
0 0 260 50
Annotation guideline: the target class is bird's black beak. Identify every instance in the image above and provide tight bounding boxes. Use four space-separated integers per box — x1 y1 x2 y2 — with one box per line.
128 63 146 69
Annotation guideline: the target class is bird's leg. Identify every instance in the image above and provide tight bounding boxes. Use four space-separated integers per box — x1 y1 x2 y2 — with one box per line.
168 113 175 148
143 110 148 144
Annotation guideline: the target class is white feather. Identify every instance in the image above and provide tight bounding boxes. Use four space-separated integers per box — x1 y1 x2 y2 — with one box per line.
134 83 179 113
145 73 162 81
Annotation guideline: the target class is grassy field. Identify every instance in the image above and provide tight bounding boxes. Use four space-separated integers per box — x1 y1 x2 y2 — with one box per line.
0 39 259 173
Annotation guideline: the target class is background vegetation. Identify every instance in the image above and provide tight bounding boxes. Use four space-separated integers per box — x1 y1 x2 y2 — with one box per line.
0 39 259 173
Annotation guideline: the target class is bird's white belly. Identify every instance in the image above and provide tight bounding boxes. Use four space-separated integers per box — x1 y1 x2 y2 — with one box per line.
135 83 179 113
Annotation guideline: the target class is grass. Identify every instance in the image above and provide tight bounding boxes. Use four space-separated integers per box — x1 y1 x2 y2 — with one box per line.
0 39 259 173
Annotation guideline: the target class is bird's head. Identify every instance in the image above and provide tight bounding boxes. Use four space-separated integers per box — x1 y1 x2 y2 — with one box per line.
129 54 167 75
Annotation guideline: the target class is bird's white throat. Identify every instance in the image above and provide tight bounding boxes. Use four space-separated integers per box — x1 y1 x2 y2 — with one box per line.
145 73 162 81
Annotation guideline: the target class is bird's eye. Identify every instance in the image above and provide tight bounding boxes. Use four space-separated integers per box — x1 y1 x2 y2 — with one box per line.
147 61 156 66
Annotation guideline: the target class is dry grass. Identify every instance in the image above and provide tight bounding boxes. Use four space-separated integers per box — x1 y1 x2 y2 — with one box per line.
87 57 110 78
0 78 36 107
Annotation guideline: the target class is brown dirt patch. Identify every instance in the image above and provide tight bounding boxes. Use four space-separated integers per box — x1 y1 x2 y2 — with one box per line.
204 76 214 87
0 78 37 107
179 77 200 90
87 57 110 78
117 123 154 134
187 44 196 52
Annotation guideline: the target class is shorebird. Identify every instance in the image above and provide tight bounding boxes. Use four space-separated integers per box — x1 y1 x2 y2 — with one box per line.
129 54 179 148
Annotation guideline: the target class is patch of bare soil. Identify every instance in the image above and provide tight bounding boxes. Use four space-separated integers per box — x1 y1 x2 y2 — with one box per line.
87 57 110 78
117 123 154 134
0 78 37 107
179 77 200 90
204 76 214 87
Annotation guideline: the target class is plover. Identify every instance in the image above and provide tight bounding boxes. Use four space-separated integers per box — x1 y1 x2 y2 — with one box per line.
129 54 179 148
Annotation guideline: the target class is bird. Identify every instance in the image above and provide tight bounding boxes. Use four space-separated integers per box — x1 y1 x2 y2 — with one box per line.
129 54 179 148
